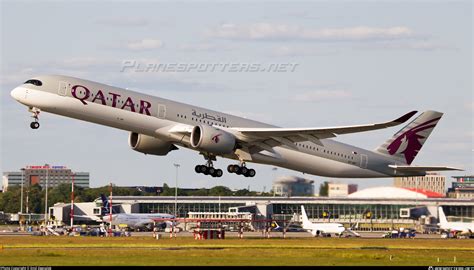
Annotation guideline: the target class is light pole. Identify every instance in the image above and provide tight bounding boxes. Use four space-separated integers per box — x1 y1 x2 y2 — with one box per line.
173 163 180 218
272 167 278 197
20 168 25 214
44 164 50 223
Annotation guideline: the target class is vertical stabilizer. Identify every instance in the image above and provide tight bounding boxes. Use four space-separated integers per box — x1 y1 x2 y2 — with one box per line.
375 110 443 164
438 206 448 225
100 194 110 216
301 205 312 228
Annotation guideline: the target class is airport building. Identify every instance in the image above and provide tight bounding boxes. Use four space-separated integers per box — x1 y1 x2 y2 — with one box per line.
49 189 474 232
328 183 358 197
394 173 446 195
447 175 474 199
2 165 89 191
271 175 315 196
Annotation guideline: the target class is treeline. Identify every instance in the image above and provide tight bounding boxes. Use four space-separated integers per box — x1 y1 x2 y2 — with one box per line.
0 183 272 213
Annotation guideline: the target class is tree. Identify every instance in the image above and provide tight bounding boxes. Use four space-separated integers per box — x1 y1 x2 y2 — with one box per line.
319 181 329 197
234 189 251 196
209 186 233 196
188 188 209 196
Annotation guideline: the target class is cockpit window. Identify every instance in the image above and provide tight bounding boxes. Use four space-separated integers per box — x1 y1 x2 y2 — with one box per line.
24 79 42 86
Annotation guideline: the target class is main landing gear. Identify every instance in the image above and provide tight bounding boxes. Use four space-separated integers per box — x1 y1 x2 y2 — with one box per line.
195 157 223 178
29 107 41 129
227 163 256 178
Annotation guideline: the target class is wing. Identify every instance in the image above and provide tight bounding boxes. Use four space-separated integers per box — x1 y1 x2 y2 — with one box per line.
231 111 417 152
157 111 417 159
389 165 463 172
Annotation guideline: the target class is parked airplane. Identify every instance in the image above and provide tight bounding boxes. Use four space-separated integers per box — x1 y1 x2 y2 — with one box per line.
10 75 461 178
438 206 474 237
301 205 346 237
99 194 175 230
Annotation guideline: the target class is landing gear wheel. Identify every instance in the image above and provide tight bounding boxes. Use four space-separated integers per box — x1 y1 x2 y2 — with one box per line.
235 166 242 175
208 167 215 175
215 169 223 177
30 122 40 129
195 165 202 173
227 165 234 173
201 166 209 175
240 167 248 175
247 169 256 177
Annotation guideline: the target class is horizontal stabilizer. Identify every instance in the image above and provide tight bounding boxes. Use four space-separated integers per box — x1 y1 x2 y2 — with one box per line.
389 165 463 172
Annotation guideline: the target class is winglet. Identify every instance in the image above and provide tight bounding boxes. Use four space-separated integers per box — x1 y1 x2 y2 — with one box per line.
393 111 418 124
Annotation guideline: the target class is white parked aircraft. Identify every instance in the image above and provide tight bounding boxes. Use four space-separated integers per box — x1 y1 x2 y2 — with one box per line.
301 205 346 237
10 75 461 178
99 194 175 230
438 206 474 237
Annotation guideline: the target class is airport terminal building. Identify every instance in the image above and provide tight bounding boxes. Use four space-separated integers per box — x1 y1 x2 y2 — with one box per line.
51 189 474 232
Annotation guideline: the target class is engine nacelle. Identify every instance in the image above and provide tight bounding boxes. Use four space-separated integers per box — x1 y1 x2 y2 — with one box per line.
190 125 236 155
129 132 178 156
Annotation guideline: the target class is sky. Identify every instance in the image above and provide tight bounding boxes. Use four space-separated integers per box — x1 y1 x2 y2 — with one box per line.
1 0 472 193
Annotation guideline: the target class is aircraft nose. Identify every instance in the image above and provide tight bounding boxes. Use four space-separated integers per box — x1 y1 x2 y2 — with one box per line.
10 87 25 101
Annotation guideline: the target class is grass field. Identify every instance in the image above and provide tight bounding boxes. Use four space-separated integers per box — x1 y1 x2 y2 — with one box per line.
1 236 473 266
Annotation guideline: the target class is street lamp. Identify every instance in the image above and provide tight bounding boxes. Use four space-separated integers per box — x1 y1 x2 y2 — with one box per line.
173 163 180 218
44 164 50 223
20 168 25 214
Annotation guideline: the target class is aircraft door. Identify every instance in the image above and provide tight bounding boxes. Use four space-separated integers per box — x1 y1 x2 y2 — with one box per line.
157 104 166 119
359 154 368 169
58 81 69 96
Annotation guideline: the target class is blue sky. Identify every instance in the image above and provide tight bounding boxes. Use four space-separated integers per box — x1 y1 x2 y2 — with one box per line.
1 1 472 192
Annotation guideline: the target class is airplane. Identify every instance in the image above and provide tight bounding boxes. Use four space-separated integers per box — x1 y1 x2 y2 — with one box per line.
438 206 474 238
10 75 462 178
99 194 175 231
300 205 346 237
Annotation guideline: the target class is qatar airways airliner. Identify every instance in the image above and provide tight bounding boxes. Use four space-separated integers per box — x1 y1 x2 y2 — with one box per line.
10 75 461 178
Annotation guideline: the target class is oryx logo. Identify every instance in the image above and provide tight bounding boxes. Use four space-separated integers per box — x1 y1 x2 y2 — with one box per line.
387 117 440 164
211 133 222 143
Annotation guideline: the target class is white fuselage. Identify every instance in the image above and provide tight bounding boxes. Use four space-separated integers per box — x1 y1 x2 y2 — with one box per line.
10 75 409 178
439 222 474 233
304 222 346 236
102 213 174 228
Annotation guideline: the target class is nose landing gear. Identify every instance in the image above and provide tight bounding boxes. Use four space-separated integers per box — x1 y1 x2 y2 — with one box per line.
28 107 41 129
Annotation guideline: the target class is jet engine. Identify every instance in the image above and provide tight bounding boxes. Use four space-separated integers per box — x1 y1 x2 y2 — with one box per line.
129 132 178 156
190 125 236 155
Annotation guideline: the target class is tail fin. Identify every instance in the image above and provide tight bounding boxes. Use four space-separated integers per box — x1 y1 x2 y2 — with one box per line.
301 206 312 228
374 110 443 164
100 194 110 216
438 206 448 225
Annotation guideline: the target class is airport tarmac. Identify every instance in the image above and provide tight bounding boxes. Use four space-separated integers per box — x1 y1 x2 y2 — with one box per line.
0 229 445 239
96 231 443 239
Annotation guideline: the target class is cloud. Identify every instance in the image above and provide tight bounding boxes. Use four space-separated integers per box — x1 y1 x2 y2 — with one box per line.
177 43 235 52
271 45 337 57
356 40 454 51
292 90 352 102
207 23 414 42
465 101 474 112
95 17 150 27
126 39 163 50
